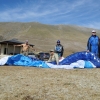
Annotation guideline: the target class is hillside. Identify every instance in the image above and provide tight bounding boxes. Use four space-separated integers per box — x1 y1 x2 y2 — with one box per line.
0 22 100 56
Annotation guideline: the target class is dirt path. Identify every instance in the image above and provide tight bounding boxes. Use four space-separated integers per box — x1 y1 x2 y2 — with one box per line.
0 66 100 100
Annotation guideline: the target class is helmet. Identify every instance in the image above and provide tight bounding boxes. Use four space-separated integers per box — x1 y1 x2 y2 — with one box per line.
92 30 96 33
57 40 60 43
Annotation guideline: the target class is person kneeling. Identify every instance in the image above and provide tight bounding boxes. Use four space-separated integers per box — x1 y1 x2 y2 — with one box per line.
47 49 59 65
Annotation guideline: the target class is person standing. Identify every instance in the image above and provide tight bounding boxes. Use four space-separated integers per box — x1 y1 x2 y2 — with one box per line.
87 30 99 57
55 40 64 58
14 40 35 56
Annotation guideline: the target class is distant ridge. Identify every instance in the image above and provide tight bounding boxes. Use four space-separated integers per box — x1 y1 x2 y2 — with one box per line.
0 22 100 56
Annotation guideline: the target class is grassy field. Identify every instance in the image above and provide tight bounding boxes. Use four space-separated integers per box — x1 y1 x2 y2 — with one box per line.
0 66 100 100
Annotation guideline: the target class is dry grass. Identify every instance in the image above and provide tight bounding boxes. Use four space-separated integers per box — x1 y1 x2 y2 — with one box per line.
0 66 100 100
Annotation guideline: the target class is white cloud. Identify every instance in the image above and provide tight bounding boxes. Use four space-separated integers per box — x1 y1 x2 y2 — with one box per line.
82 22 100 29
0 0 100 29
0 0 88 19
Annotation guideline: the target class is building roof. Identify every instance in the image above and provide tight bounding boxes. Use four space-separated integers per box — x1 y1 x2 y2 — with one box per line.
0 39 34 46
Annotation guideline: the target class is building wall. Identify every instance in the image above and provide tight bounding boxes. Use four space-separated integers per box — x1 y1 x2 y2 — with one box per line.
0 44 21 55
8 45 21 55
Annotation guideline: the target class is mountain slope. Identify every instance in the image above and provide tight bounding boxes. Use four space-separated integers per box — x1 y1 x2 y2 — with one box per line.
0 22 100 56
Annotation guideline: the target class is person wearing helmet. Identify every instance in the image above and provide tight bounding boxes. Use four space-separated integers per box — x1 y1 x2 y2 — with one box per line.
87 30 100 57
55 40 64 58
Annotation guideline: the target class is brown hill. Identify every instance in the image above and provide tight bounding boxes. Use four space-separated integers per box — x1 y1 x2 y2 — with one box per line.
0 22 100 57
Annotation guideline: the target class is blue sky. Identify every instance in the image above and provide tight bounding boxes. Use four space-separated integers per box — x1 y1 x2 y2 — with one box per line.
0 0 100 29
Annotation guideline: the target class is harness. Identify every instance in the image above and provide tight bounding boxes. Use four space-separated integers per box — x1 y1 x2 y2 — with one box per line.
55 44 63 53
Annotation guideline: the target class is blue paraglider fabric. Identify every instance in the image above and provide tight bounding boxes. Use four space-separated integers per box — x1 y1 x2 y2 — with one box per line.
59 51 100 68
6 54 49 68
1 51 100 68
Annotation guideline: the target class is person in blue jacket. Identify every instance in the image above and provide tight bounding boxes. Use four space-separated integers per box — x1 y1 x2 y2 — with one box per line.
87 30 100 57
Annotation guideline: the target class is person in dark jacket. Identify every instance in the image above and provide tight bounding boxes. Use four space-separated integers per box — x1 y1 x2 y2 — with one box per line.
55 40 64 58
87 30 100 57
